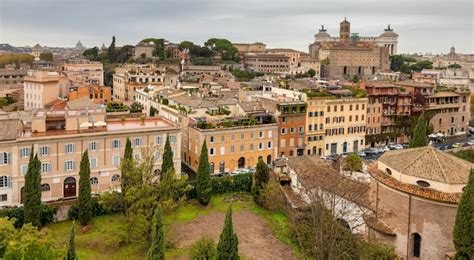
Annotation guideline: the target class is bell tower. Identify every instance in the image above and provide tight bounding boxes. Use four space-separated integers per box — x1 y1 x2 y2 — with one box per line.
340 17 350 43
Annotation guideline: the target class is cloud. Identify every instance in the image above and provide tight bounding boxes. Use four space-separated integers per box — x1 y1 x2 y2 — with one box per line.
0 0 472 54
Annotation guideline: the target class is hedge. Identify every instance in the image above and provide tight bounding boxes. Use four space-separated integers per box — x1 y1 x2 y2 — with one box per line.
0 204 57 229
187 173 252 199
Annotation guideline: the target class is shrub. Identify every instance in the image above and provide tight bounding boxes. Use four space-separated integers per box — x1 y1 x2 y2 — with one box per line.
187 173 252 200
189 236 216 260
99 191 126 213
68 197 109 220
0 205 57 229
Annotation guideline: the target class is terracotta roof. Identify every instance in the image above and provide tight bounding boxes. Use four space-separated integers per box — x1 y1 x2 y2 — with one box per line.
368 165 462 203
378 146 471 184
363 215 395 236
395 80 434 88
287 156 373 210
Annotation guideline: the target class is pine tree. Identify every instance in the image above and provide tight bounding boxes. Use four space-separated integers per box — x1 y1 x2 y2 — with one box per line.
66 221 77 260
23 147 42 227
124 137 133 160
78 150 92 226
121 138 135 197
409 113 428 148
453 170 474 259
216 206 239 260
161 135 174 180
252 158 269 199
196 141 212 205
147 205 165 260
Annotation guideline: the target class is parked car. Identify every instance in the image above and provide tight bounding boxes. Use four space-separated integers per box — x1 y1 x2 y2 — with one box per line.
389 144 403 150
356 151 366 157
467 140 474 146
452 143 463 148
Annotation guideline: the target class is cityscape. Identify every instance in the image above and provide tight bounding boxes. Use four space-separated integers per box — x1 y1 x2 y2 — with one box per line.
0 0 473 259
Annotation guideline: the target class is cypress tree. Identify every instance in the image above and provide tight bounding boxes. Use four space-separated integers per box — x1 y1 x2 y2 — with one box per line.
196 141 211 205
78 150 92 226
107 36 116 63
161 135 174 180
121 138 134 196
23 147 42 227
409 113 428 148
147 205 165 260
66 221 77 260
453 170 474 259
216 206 239 260
252 158 269 198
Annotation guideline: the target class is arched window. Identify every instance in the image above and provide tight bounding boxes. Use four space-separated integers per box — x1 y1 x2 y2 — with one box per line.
0 176 9 188
111 174 120 183
412 233 421 257
90 177 98 185
41 183 50 192
209 162 214 174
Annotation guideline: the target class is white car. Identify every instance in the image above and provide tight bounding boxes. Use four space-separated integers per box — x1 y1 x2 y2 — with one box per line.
389 144 403 150
356 151 366 157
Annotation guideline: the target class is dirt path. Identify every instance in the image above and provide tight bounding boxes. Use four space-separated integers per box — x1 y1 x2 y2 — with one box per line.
169 210 297 260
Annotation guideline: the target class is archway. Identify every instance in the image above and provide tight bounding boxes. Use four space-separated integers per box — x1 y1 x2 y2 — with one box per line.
238 157 245 169
63 177 77 198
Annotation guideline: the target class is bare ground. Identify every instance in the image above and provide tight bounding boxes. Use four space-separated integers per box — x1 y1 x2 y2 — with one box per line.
169 210 298 260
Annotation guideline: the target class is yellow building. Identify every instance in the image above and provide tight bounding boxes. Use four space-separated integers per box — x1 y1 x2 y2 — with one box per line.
186 116 277 173
305 97 326 156
0 110 181 206
62 59 104 86
23 70 70 110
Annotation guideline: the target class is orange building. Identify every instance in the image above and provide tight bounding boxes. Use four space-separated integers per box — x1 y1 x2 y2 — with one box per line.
186 115 278 174
276 101 307 158
68 85 112 104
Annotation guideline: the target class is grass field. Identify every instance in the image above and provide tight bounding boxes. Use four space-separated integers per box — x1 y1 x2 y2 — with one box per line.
47 193 300 259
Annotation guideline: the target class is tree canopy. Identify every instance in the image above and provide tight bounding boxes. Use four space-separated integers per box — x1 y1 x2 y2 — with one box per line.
23 147 42 227
196 141 212 205
453 170 474 259
216 206 239 260
78 150 92 226
409 113 428 148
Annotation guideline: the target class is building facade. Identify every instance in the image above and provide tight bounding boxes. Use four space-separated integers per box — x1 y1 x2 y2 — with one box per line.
113 64 165 102
62 60 104 86
276 102 307 158
243 53 290 74
68 85 112 104
0 111 181 206
23 71 70 110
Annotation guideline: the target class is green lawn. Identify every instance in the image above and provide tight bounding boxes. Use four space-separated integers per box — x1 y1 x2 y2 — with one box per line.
47 193 299 259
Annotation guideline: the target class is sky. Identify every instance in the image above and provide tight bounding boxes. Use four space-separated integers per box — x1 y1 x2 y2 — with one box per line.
0 0 473 54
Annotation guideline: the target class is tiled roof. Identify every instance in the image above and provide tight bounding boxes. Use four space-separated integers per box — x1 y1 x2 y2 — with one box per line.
363 215 395 236
368 164 462 203
287 156 373 209
378 146 471 184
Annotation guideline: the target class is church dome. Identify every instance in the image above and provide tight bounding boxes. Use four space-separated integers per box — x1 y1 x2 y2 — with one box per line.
315 31 331 38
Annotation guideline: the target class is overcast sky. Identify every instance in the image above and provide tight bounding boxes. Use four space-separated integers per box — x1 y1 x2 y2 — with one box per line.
1 0 473 54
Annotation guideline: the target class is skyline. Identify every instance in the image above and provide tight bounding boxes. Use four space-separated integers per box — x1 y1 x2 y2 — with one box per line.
0 0 473 54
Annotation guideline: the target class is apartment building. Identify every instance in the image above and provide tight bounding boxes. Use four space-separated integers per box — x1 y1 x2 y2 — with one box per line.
62 59 104 86
305 97 326 156
113 64 165 102
68 85 112 104
232 42 266 54
363 82 412 146
23 71 70 110
0 110 181 206
276 102 307 158
186 115 277 174
243 53 290 74
0 68 27 85
323 96 367 155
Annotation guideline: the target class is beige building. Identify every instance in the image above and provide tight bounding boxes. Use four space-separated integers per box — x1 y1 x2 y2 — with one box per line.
232 42 266 54
368 147 471 259
243 53 290 74
323 96 367 155
186 115 277 173
0 110 181 206
62 59 104 86
113 64 165 102
0 68 27 85
134 42 155 59
23 71 70 110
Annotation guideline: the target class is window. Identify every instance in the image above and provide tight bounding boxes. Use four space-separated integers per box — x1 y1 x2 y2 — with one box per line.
64 160 76 171
281 128 287 134
268 130 272 138
169 135 176 144
209 148 215 156
41 183 50 192
112 155 120 166
412 233 421 257
210 136 215 143
112 140 120 149
154 151 161 161
89 142 98 151
221 135 225 142
416 180 430 188
111 174 120 183
385 168 392 175
249 144 254 150
41 163 51 173
210 162 215 173
259 131 264 138
298 127 304 134
258 142 263 150
0 194 7 202
250 132 254 139
65 144 75 153
134 138 142 147
19 147 31 158
89 157 98 169
21 164 28 175
240 133 245 140
290 127 295 134
155 135 162 145
39 146 50 156
230 146 235 153
267 141 272 149
240 144 244 152
90 177 98 185
220 147 225 155
134 153 141 161
0 176 10 188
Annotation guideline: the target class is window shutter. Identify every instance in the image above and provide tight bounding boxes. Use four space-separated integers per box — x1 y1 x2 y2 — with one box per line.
7 153 11 165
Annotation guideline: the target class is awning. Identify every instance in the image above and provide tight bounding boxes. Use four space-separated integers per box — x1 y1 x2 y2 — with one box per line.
79 121 93 128
94 121 107 127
